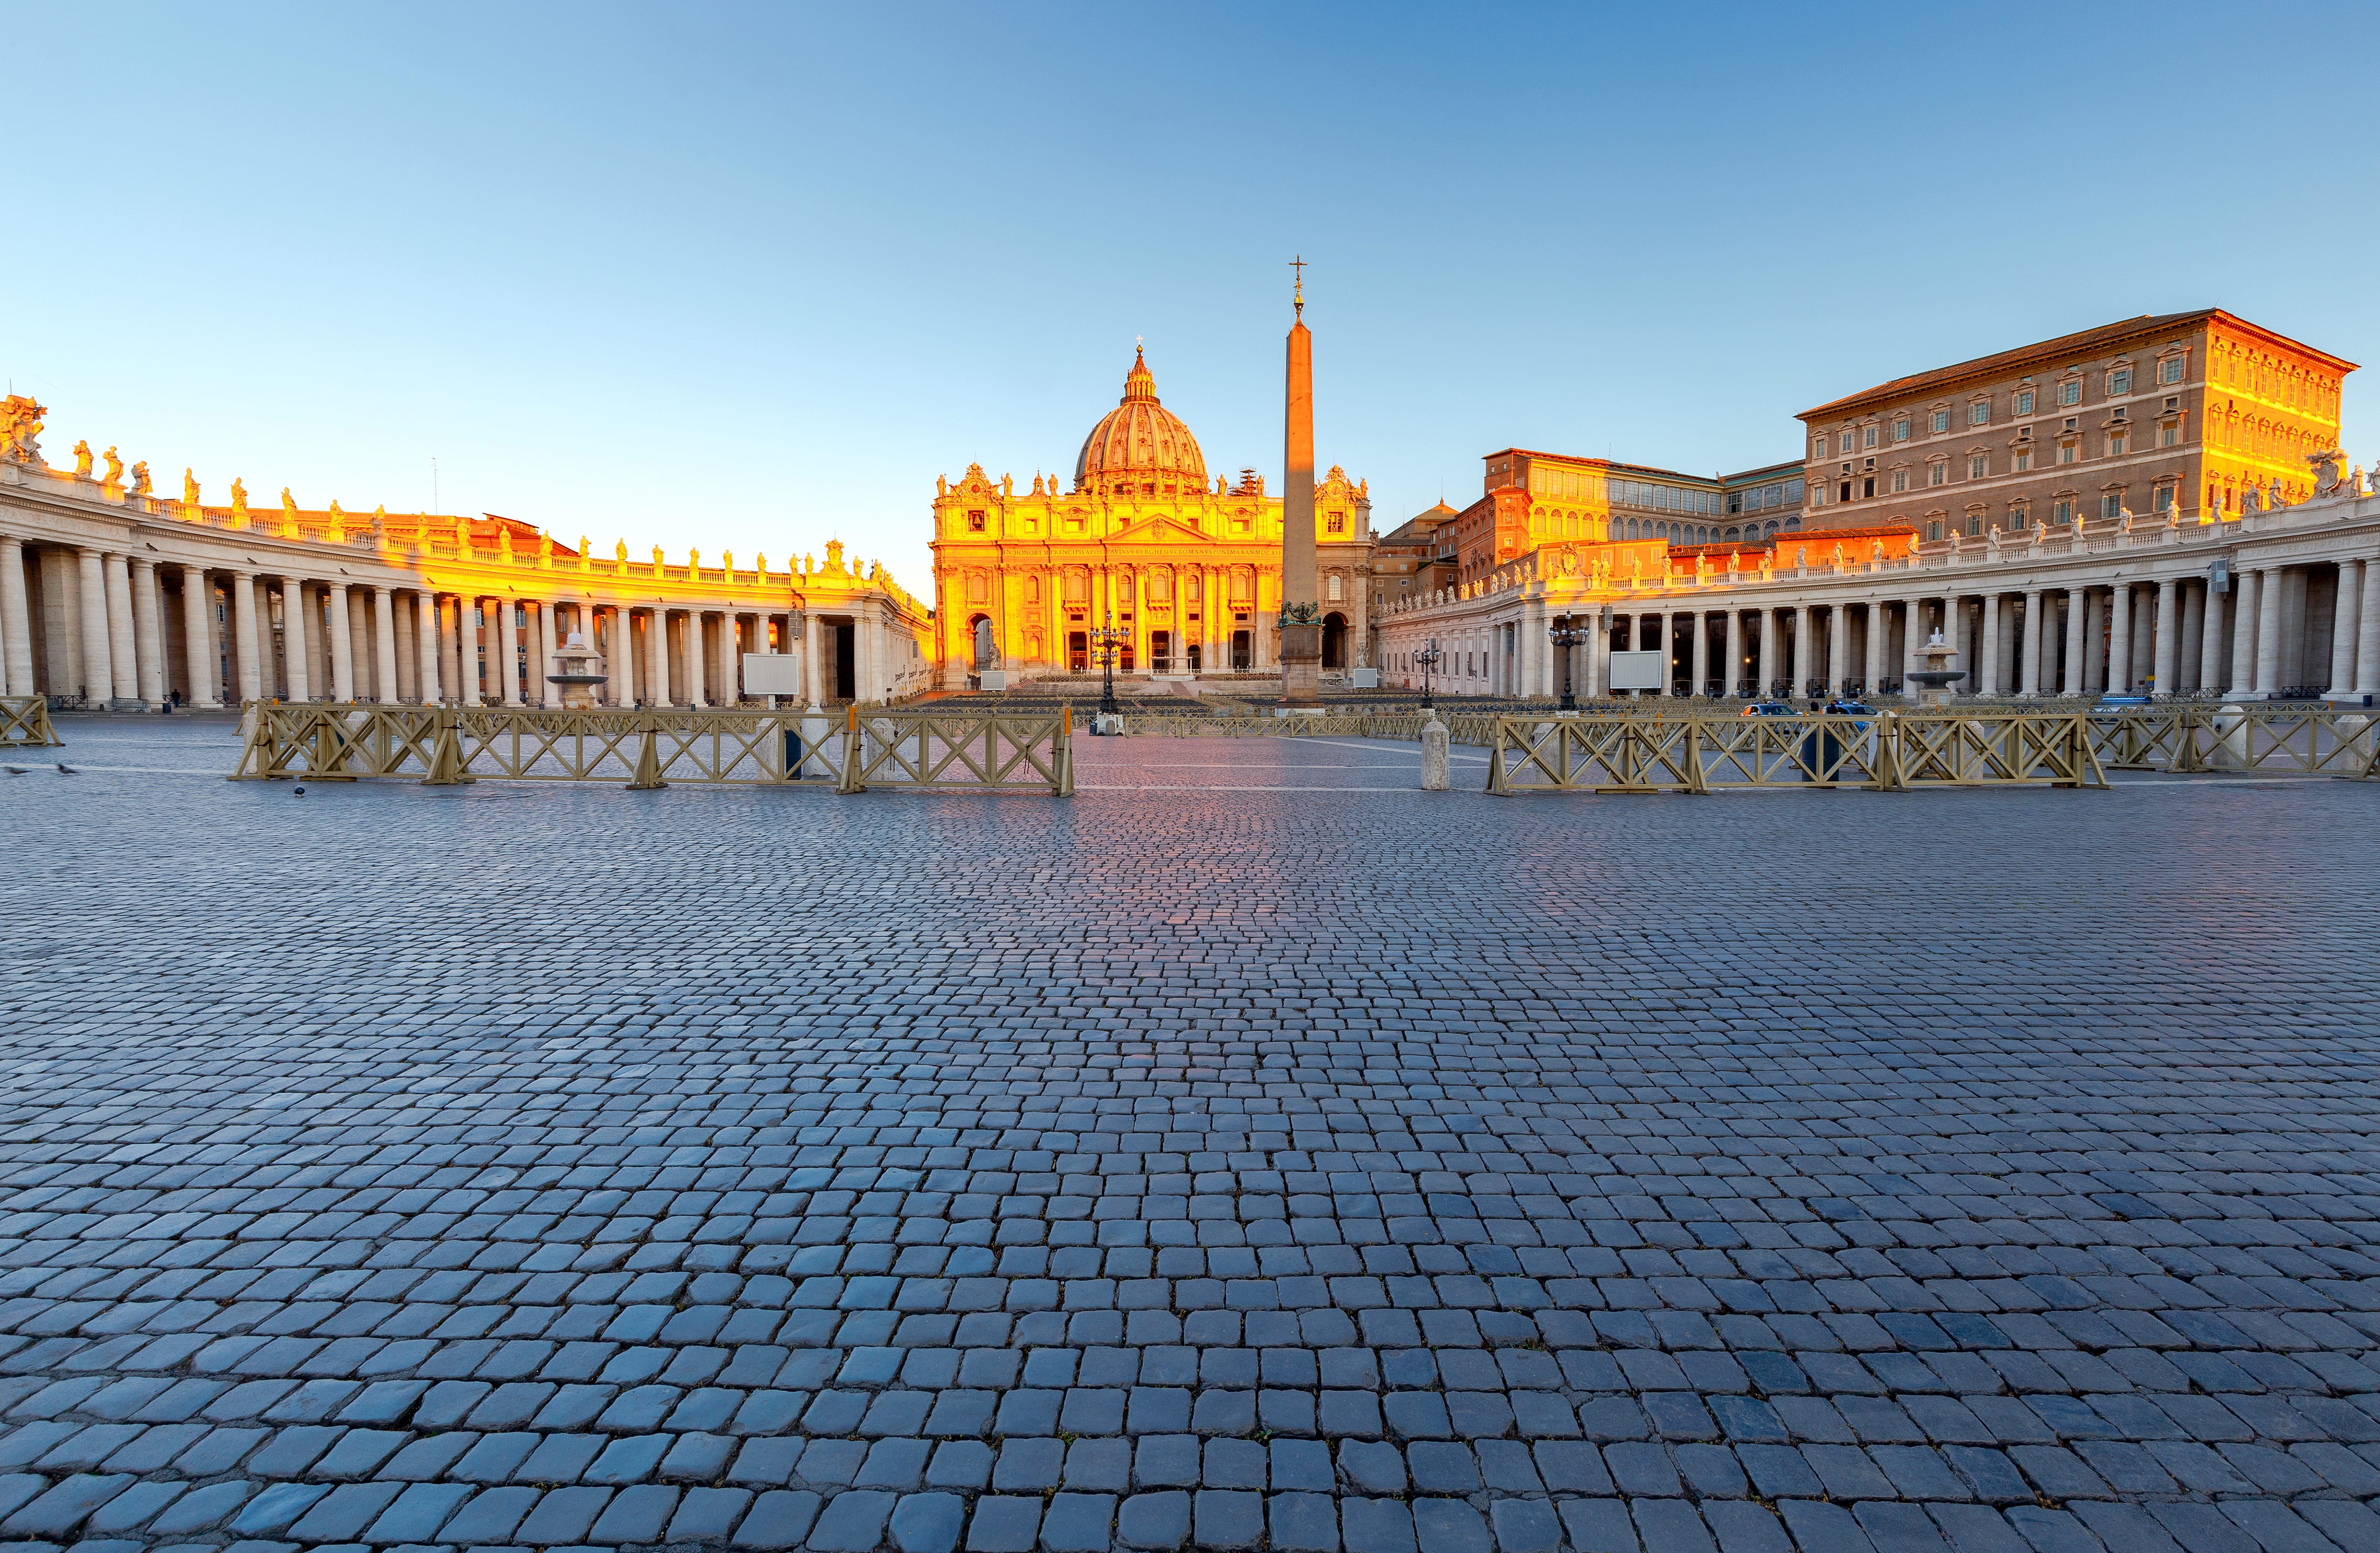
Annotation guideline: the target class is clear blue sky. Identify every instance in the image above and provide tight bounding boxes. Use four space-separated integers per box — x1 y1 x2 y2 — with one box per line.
8 2 2378 591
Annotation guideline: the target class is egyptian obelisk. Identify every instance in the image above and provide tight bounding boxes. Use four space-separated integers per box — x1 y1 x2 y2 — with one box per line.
1278 260 1323 709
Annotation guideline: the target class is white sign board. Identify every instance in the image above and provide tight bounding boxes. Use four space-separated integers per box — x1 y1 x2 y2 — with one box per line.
1606 649 1667 692
742 653 803 695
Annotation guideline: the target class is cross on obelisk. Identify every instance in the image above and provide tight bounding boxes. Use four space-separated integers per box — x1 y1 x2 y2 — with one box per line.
1278 258 1322 708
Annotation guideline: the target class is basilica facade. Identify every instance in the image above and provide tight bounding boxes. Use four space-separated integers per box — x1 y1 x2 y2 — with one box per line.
928 350 1373 688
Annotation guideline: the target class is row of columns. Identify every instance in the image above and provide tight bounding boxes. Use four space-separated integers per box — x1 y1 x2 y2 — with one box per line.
1517 556 2380 702
0 535 816 708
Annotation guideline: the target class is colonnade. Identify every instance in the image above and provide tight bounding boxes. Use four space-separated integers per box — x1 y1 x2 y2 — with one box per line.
0 534 832 709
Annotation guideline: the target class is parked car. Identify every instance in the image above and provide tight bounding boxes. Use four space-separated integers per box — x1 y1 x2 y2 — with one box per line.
1740 700 1796 717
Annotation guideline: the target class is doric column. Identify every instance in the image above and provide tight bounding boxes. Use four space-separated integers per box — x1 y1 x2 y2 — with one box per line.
456 596 481 705
1825 605 1846 694
803 611 823 708
130 557 165 707
101 554 139 705
1790 604 1810 698
0 536 31 697
494 596 521 706
2328 560 2361 698
1724 610 1744 699
599 605 625 705
179 566 219 707
2107 582 2133 693
719 614 742 704
2226 569 2259 699
537 599 560 706
2151 579 2180 698
2195 579 2223 698
281 579 313 702
1862 602 1884 694
2180 580 2206 694
1978 594 2000 698
371 588 399 703
2358 553 2380 697
327 583 355 702
2020 589 2043 696
686 610 709 707
2254 567 2284 697
2063 587 2087 697
76 549 113 704
229 570 261 702
647 606 671 706
1687 608 1707 697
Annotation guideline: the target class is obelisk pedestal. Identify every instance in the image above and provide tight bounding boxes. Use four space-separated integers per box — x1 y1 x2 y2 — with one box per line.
1277 270 1325 712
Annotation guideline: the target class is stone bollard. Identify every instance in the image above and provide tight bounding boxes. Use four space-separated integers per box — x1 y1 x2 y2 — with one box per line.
1421 714 1450 790
2211 703 2248 770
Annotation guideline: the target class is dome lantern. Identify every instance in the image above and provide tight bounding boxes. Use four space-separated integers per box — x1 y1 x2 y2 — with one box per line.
1075 347 1207 492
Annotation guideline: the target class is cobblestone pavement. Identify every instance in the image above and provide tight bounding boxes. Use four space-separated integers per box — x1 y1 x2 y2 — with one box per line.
4 714 2380 1553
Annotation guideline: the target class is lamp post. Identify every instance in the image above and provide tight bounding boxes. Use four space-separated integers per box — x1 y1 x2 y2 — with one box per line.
1088 610 1129 716
1414 637 1443 711
1548 618 1590 712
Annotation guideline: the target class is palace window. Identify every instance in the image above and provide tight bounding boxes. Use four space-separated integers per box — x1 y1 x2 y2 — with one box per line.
2109 366 2132 395
1892 417 1910 441
1892 469 1909 493
2102 493 2124 520
2010 502 2029 527
1814 436 1829 458
2154 484 2176 511
966 510 986 533
2053 498 2075 525
2058 379 2082 406
2058 441 2077 465
2160 421 2180 447
1926 519 1944 542
1326 514 1345 534
1861 477 1875 498
2159 356 2185 385
2014 387 2036 415
1969 455 1988 479
1969 401 1991 425
1928 462 1946 486
1863 425 1879 448
2014 448 2032 472
1327 574 1343 601
2107 432 2127 457
1931 410 1951 434
967 573 989 604
1967 513 1985 536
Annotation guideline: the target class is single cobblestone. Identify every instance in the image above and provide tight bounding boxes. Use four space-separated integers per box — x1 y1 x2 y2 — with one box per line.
2 718 2379 1551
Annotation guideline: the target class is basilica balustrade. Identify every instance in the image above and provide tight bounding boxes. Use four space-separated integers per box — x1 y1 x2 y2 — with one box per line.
0 405 931 712
1374 483 2380 705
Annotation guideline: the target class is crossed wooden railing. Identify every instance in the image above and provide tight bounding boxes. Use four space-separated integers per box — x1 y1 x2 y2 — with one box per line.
230 704 1073 795
0 696 60 747
1482 710 2112 793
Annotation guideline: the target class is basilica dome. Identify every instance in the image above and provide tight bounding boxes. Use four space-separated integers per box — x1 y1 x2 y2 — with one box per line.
1074 347 1208 493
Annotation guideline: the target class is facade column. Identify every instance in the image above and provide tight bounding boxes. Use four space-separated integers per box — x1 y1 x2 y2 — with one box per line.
2254 567 2284 697
103 554 139 705
1862 602 1883 694
2152 578 2180 698
536 599 559 706
803 612 823 707
599 605 625 706
0 537 31 697
456 596 480 705
2358 552 2380 697
2108 582 2133 693
130 557 165 707
77 549 113 704
1688 608 1707 698
2063 587 2087 697
647 607 671 707
413 592 442 703
2180 581 2206 693
1758 608 1778 696
327 583 356 702
686 610 709 707
180 566 219 707
229 570 261 702
372 588 400 703
2327 560 2360 699
2226 570 2259 699
1724 609 1744 699
1901 596 1924 702
1825 605 1846 694
720 614 743 704
2020 589 2043 695
1979 594 2001 698
281 580 313 702
495 596 522 706
2196 579 2224 698
1790 604 1810 698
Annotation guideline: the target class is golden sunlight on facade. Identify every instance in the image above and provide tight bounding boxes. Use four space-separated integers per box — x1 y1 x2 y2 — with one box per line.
928 349 1373 688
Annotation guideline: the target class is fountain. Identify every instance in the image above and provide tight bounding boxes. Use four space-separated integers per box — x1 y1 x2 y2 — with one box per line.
1906 628 1965 707
546 630 608 709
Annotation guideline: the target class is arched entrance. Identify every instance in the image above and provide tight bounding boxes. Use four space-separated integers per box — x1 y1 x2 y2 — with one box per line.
970 615 996 670
1322 612 1347 670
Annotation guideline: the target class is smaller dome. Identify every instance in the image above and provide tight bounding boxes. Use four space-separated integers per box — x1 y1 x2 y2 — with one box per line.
1075 347 1208 492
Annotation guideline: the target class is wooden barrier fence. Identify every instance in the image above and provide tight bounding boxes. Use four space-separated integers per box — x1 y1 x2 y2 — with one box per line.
0 696 60 748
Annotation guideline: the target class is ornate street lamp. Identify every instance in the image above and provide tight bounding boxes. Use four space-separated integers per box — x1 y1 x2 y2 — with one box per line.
1548 618 1591 712
1088 610 1129 716
1414 637 1443 711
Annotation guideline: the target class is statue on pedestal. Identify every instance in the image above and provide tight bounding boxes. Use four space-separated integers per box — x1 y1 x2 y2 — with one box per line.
72 439 93 477
128 461 150 498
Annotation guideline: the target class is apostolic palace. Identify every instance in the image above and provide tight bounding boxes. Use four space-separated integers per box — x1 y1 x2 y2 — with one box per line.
1 305 2376 710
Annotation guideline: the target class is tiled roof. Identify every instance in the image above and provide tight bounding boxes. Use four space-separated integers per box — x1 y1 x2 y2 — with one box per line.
1797 310 2301 419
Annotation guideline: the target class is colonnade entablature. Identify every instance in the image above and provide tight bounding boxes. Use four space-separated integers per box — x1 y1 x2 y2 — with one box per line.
0 416 932 712
1372 484 2380 706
